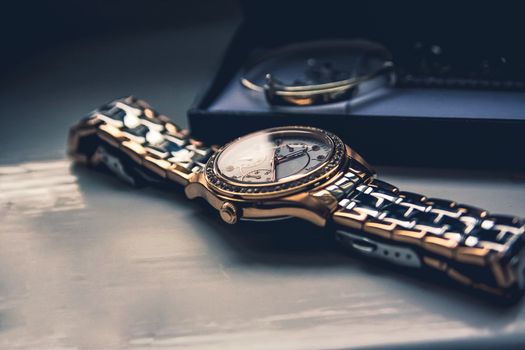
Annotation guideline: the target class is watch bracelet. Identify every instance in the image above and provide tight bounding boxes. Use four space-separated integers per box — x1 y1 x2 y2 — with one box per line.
326 171 525 298
68 96 525 299
68 96 213 187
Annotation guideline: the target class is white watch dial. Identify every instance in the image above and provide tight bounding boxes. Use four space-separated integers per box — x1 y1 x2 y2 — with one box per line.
216 129 334 184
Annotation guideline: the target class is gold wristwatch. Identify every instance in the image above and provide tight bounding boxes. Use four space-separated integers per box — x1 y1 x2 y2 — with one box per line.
68 96 525 301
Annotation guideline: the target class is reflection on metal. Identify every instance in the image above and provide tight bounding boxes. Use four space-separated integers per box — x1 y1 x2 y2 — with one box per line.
336 230 421 268
0 159 85 217
240 39 395 106
97 146 136 185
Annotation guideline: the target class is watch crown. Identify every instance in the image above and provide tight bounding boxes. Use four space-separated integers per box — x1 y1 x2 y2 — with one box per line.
220 202 238 225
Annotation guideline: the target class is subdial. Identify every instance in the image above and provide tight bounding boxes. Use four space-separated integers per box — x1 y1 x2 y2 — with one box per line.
241 169 273 183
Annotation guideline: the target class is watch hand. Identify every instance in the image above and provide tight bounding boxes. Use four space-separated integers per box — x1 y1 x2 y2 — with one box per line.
275 148 308 164
270 147 277 182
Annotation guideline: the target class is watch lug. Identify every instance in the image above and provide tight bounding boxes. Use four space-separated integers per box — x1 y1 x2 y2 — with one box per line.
184 172 225 211
242 190 337 227
185 173 243 225
345 144 375 177
285 189 338 226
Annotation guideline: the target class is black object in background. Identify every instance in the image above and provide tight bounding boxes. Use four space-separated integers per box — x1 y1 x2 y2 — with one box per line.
189 0 525 171
240 0 525 91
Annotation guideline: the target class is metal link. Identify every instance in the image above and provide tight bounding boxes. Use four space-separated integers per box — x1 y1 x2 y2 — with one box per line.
68 96 213 186
331 176 525 298
354 192 385 209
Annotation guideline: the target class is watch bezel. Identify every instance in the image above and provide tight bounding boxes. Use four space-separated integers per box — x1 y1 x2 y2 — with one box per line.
204 126 347 199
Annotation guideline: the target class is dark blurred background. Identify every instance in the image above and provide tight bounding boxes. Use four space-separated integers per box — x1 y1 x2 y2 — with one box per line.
0 0 240 80
0 0 241 162
4 0 523 168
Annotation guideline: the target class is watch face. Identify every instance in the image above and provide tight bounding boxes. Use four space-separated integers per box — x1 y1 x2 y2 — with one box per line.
216 128 333 184
205 126 346 197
